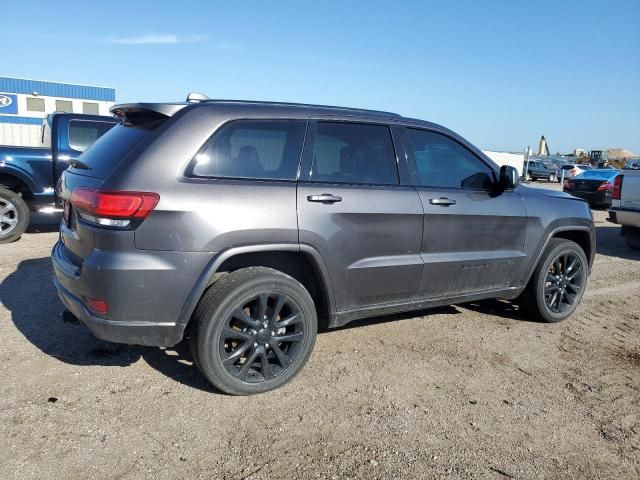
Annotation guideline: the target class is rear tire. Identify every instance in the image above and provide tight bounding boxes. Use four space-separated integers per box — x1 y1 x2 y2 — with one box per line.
519 239 588 322
0 187 30 244
189 267 317 395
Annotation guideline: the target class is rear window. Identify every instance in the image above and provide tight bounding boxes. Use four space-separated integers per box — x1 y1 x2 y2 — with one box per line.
188 120 306 181
69 123 150 178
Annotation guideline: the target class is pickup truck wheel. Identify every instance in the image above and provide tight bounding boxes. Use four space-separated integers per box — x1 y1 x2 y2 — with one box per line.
548 174 556 182
519 238 588 322
189 267 317 395
0 187 30 244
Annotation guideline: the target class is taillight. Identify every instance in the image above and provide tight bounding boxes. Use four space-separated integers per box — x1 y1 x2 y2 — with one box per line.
85 297 108 315
70 187 159 228
612 175 623 200
597 181 613 191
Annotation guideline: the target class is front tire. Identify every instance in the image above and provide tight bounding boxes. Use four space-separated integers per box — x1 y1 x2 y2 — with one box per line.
0 187 30 244
519 239 588 322
189 267 318 395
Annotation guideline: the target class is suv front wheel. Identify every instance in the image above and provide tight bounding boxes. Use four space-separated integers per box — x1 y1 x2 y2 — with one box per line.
189 267 318 395
519 238 588 322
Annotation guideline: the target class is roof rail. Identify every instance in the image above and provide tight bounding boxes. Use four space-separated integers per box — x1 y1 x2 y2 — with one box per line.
202 99 400 117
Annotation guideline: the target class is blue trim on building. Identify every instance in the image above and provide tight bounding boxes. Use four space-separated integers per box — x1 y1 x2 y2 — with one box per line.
0 116 43 125
0 77 115 101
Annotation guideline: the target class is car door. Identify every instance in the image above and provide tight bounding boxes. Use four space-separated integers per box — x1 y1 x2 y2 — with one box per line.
399 127 527 299
297 120 424 312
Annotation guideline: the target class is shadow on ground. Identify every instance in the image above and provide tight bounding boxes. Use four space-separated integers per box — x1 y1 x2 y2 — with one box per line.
0 257 216 393
594 223 640 261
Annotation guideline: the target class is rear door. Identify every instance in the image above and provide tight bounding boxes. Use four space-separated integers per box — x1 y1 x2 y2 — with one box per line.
400 127 527 299
297 121 423 311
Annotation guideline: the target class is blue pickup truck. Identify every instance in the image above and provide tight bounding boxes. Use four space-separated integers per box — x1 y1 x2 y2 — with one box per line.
0 113 118 243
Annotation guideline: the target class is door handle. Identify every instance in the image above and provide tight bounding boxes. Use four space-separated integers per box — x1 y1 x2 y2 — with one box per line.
429 197 456 206
307 194 342 204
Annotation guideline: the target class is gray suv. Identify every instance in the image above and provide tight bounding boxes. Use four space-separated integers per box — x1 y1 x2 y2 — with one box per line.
52 96 595 395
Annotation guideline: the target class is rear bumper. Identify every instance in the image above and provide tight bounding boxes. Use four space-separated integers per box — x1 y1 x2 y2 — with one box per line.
51 240 211 347
565 189 612 206
608 207 640 228
54 276 183 346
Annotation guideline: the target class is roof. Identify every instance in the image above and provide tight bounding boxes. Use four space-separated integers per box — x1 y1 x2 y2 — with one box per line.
109 98 445 131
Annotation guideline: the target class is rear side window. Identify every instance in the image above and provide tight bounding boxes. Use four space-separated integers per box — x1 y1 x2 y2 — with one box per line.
308 122 398 185
190 120 306 180
406 129 494 190
70 123 149 178
69 120 116 152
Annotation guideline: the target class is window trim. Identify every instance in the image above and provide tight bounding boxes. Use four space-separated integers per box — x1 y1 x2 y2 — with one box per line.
185 118 309 183
299 120 402 187
401 126 498 191
67 119 117 153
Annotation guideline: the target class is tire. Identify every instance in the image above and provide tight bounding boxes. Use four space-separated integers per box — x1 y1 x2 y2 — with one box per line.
189 267 318 395
625 230 640 251
0 186 30 244
525 173 531 182
519 239 588 323
548 174 556 182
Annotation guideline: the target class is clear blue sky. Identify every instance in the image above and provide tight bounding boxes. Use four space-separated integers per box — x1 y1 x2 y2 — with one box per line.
2 0 639 153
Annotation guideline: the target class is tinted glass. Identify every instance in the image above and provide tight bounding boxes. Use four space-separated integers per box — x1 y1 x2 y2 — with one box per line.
69 120 116 152
309 122 398 185
56 100 73 113
83 102 99 115
407 128 494 189
69 123 147 178
191 120 306 180
26 97 45 112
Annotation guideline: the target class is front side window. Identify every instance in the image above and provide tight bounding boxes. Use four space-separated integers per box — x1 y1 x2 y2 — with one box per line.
55 100 73 112
190 120 306 180
26 97 45 112
309 122 398 185
406 128 494 189
69 121 115 152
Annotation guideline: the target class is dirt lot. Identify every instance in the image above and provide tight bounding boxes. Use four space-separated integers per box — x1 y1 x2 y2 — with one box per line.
1 187 639 479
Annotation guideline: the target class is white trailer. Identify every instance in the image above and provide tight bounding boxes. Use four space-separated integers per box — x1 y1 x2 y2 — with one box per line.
483 150 524 177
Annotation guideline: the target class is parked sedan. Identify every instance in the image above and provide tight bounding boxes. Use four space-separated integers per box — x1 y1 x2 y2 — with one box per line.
563 169 620 208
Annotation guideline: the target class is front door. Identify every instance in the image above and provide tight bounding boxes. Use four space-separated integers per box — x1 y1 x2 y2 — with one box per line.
297 121 424 311
402 127 527 299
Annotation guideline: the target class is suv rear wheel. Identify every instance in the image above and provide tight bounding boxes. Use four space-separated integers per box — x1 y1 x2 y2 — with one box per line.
519 238 588 322
189 267 317 395
0 187 30 244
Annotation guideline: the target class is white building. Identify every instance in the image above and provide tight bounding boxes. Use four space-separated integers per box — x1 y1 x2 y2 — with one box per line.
482 150 525 177
0 76 116 147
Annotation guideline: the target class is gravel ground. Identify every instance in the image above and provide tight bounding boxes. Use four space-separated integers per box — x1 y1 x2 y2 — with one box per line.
1 185 639 479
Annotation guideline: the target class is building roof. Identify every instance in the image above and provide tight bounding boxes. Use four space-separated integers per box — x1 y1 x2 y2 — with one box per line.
0 76 115 102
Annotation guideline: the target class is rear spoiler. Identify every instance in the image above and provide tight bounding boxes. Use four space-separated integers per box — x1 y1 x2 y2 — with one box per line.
109 102 188 118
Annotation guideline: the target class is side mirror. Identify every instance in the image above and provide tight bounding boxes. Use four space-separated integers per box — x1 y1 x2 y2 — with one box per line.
499 165 519 190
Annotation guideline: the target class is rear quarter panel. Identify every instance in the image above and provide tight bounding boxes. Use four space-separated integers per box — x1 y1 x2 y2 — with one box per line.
103 105 299 252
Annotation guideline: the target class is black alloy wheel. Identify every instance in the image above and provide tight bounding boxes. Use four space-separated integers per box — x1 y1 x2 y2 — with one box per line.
543 252 584 313
220 292 306 382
